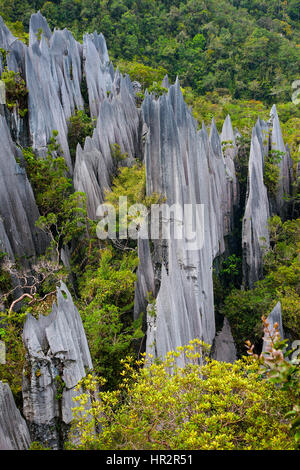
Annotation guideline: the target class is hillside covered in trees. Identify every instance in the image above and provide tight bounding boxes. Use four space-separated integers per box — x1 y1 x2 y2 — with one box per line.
0 1 299 452
1 0 300 101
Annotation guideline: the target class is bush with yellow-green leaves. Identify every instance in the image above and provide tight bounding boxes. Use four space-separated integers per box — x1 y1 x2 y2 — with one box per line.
68 340 295 450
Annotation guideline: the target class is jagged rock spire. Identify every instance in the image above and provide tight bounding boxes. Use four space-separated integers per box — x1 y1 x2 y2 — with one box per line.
212 318 237 364
22 282 93 449
269 105 293 217
73 70 141 218
0 15 16 49
242 120 270 289
29 11 52 46
0 381 31 450
242 107 294 288
136 80 238 363
0 116 47 264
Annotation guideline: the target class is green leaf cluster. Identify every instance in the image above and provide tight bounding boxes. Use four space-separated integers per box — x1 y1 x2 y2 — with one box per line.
1 67 28 116
69 341 295 450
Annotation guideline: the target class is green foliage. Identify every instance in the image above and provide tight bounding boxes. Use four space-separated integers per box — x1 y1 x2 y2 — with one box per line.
110 143 129 164
67 109 95 162
219 254 242 289
117 60 168 89
23 134 71 217
1 67 28 116
104 162 162 241
1 0 299 102
0 310 27 405
69 340 294 450
6 20 29 44
148 82 168 99
264 150 284 196
79 247 141 390
55 374 66 401
221 286 273 356
105 162 162 211
222 217 300 356
0 251 11 293
246 316 300 447
29 441 52 450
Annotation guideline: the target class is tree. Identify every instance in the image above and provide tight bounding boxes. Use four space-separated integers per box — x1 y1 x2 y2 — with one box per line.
68 340 294 450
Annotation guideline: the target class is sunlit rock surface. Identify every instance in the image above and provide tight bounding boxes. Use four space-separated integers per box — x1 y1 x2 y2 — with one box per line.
0 381 31 450
22 282 93 449
136 80 238 363
0 15 296 431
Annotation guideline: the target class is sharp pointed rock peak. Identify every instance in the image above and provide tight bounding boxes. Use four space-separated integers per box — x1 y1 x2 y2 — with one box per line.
0 381 31 450
22 282 93 449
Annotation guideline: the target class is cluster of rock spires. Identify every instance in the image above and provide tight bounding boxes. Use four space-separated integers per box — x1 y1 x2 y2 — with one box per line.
0 282 93 450
0 12 293 449
134 81 239 364
242 107 293 289
22 282 93 449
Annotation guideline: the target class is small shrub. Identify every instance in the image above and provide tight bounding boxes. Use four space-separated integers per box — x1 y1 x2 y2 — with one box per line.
69 340 294 450
67 110 95 162
1 68 28 116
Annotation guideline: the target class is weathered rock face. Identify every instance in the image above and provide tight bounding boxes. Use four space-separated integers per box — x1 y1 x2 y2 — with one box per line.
74 69 142 218
24 13 84 171
242 119 270 289
22 282 93 449
262 302 284 353
0 16 16 50
83 31 111 119
0 381 31 450
221 114 238 219
0 12 142 180
135 80 238 363
0 115 47 264
212 318 237 364
269 105 294 218
0 12 85 171
242 107 294 288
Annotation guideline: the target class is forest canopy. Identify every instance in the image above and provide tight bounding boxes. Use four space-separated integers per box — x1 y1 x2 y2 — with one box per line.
0 0 299 102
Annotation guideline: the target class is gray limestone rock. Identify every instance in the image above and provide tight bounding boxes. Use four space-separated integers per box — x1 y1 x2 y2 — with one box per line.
0 381 31 450
29 11 52 47
242 107 294 288
212 318 237 364
22 282 93 449
0 115 47 264
0 16 16 49
269 105 293 217
242 120 270 288
137 79 238 363
74 69 141 218
83 32 112 119
262 302 284 353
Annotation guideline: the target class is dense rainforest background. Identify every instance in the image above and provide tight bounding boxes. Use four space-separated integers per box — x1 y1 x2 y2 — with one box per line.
1 0 300 101
0 0 299 451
